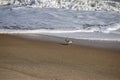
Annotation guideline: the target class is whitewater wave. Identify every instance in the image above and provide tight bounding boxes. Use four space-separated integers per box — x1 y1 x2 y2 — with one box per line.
0 0 120 12
0 29 94 34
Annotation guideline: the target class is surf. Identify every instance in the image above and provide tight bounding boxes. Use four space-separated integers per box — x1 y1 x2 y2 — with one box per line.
0 0 120 12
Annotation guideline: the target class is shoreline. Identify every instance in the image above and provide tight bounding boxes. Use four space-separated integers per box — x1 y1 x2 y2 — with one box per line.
12 33 120 50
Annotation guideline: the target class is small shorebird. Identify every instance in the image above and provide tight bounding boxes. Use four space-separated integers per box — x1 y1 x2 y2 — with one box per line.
64 38 73 45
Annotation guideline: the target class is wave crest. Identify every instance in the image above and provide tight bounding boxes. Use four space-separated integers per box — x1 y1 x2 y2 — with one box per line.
0 0 120 12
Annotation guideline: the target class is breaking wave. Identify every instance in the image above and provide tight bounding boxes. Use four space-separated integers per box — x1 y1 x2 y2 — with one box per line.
0 0 120 12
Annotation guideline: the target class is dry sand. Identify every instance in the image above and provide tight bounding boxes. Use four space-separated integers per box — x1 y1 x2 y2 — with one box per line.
0 34 120 80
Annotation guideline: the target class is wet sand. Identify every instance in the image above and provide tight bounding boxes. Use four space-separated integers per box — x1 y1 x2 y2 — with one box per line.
0 34 120 80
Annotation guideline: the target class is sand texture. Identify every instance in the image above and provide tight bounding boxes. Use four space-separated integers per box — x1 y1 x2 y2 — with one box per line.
0 34 120 80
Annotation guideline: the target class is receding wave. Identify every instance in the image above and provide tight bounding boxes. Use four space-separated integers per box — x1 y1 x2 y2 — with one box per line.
0 25 120 34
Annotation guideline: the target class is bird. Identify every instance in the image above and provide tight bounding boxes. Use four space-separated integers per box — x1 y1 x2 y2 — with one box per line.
64 38 73 45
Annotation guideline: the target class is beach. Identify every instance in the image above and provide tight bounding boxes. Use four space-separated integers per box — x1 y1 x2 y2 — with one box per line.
0 34 120 80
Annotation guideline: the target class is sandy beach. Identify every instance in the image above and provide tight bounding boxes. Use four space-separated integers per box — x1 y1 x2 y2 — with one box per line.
0 34 120 80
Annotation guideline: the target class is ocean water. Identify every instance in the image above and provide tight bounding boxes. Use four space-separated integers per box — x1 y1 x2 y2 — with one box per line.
0 0 120 41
